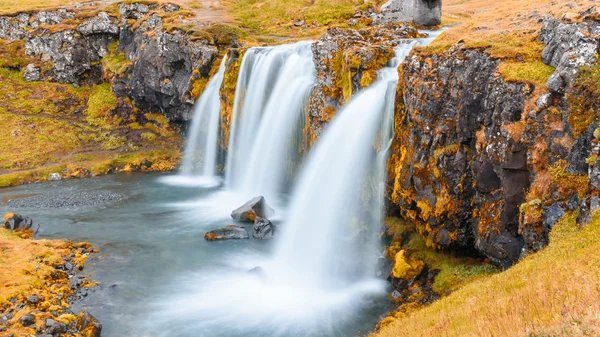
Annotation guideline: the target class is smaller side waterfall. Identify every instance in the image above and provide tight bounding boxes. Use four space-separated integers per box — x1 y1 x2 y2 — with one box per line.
171 55 228 187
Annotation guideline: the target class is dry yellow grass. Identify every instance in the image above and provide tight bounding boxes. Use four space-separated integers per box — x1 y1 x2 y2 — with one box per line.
373 212 600 337
425 0 592 89
0 0 79 14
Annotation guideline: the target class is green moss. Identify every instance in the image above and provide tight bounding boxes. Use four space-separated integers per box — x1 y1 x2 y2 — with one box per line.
140 132 157 142
386 217 498 296
433 144 460 159
498 60 555 88
567 63 600 137
85 83 118 128
102 40 131 76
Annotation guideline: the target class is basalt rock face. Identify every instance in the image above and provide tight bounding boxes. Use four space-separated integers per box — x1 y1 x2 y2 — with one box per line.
388 12 600 267
113 5 218 122
307 24 420 145
0 3 220 122
389 45 531 267
0 10 119 85
375 0 442 26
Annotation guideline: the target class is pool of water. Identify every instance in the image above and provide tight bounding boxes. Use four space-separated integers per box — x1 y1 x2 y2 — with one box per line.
0 173 391 337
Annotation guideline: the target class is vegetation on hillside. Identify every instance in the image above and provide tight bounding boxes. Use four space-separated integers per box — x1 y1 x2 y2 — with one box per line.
374 211 600 337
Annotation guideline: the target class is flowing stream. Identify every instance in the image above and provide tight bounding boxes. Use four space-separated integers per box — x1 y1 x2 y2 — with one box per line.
0 32 441 337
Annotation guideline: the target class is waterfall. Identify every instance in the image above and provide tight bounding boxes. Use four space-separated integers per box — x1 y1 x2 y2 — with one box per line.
225 42 315 201
272 33 440 288
165 55 228 187
150 31 443 337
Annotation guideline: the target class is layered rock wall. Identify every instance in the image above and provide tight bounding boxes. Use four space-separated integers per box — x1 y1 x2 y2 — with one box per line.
0 3 223 122
387 11 600 267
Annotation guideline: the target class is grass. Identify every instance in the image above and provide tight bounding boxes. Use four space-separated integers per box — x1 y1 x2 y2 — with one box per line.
221 0 387 37
0 40 182 185
0 0 78 14
422 0 593 93
374 211 600 337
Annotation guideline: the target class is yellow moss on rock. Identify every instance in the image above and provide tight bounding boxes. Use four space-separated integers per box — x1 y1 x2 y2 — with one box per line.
392 250 425 280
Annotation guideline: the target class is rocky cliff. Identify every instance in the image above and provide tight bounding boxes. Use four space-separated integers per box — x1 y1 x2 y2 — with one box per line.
0 3 225 123
387 10 600 268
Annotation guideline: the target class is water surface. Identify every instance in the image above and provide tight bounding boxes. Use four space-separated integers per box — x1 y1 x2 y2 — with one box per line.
0 173 390 337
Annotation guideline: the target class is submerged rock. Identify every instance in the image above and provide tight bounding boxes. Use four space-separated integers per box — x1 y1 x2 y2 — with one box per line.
231 196 275 222
204 225 250 241
252 217 278 240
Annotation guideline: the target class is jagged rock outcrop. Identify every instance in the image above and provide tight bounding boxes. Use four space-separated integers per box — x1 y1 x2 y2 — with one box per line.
307 24 420 144
389 44 531 267
113 4 218 121
387 9 600 267
0 3 221 121
375 0 442 26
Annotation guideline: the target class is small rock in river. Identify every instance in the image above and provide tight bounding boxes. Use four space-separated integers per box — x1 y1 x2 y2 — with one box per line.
48 173 62 181
204 225 250 241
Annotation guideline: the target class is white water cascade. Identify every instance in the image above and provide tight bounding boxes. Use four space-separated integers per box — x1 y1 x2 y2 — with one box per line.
272 32 442 288
225 42 315 202
149 32 441 337
162 56 228 187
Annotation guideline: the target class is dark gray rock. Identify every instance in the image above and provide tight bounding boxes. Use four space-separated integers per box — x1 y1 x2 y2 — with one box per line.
253 217 278 240
204 225 250 241
231 196 275 222
47 322 67 334
20 313 35 326
4 214 34 231
76 12 119 36
375 0 441 26
23 64 40 82
26 294 42 304
539 15 600 94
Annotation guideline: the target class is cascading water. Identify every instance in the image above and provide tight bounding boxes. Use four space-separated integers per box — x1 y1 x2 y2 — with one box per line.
148 32 441 337
225 42 315 202
161 56 228 187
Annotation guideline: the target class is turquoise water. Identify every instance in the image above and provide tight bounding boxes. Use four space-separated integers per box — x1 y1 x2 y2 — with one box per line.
0 173 390 337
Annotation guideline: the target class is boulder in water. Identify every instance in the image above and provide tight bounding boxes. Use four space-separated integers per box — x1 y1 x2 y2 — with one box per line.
231 196 274 222
253 217 278 240
204 225 250 241
3 213 35 232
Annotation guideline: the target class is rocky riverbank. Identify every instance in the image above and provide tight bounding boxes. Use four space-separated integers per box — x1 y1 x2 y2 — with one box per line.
0 213 101 337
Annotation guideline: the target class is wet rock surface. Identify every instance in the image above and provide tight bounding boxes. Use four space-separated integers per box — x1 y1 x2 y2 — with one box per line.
3 213 35 232
204 225 250 241
4 190 123 208
307 24 420 144
252 217 278 240
231 196 275 222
